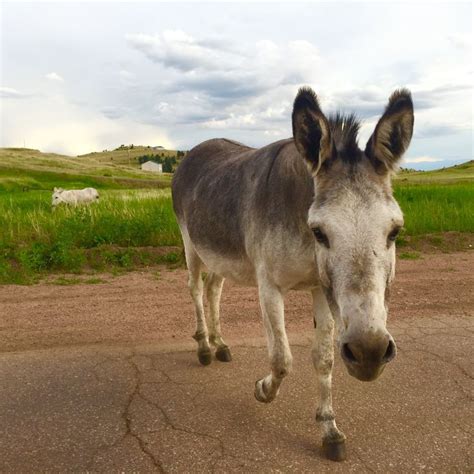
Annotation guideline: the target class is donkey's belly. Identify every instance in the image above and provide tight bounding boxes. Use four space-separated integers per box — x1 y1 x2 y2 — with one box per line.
195 242 319 291
195 245 257 286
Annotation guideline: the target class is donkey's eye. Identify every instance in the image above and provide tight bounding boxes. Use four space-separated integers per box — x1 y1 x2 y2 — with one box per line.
388 226 401 243
312 228 330 248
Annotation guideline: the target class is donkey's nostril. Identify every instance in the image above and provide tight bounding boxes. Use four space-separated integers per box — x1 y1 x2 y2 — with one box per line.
383 340 396 363
342 343 358 364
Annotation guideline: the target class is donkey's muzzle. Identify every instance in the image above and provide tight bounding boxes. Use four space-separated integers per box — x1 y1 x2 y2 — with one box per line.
341 335 396 382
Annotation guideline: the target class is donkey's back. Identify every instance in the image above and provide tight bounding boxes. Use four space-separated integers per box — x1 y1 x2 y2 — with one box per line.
172 138 256 262
172 137 315 285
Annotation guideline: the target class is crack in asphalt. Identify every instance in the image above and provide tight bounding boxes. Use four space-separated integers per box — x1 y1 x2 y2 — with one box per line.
90 351 235 473
452 378 474 403
403 348 474 381
135 356 238 474
125 355 166 473
86 353 165 473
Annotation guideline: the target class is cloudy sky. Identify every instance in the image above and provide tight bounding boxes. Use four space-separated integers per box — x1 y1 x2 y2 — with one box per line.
1 1 472 169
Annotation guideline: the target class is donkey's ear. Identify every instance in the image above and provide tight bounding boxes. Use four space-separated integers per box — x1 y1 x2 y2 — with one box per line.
366 89 414 173
292 87 333 175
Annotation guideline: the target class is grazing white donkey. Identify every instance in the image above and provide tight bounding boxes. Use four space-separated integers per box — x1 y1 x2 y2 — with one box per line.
172 87 414 461
52 187 99 208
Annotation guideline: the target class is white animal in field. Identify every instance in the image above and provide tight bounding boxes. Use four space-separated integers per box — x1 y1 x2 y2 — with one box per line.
52 187 100 207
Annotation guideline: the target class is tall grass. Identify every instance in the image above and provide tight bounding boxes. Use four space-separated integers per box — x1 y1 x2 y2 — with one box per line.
0 189 181 283
394 182 474 235
0 182 471 283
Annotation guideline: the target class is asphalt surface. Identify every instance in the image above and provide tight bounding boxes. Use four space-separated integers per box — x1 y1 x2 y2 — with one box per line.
1 313 472 473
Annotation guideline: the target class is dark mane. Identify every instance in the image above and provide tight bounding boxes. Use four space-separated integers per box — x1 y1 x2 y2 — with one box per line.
328 112 361 157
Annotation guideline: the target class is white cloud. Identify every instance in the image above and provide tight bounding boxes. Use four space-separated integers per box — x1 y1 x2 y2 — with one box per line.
202 113 257 129
447 33 472 49
403 156 443 164
122 30 324 140
119 69 134 78
126 30 321 101
126 30 238 72
0 87 29 98
45 72 64 82
2 96 171 155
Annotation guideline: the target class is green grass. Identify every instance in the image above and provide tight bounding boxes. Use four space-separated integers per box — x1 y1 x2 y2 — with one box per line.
394 182 474 235
0 189 181 283
398 251 422 260
0 181 470 284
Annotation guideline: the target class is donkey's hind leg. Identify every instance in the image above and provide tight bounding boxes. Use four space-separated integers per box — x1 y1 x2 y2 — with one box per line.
205 272 232 362
184 245 212 366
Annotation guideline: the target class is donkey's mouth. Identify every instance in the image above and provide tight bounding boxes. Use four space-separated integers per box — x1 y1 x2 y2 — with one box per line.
340 338 396 382
344 362 387 382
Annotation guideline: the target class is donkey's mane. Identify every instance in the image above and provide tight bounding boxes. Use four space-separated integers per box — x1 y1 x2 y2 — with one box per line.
328 112 361 156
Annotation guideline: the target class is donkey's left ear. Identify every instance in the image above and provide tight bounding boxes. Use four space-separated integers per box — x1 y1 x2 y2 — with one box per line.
366 89 414 173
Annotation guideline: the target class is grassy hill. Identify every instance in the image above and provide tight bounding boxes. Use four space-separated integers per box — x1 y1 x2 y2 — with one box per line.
2 146 471 191
79 145 181 166
0 147 178 191
395 160 474 184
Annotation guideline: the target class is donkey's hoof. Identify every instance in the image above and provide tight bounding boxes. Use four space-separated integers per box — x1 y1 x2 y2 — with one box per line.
254 378 277 403
215 346 232 362
198 349 212 366
322 439 346 462
254 379 270 403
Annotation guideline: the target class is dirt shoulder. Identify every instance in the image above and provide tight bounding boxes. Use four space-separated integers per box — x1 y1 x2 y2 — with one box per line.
0 252 472 353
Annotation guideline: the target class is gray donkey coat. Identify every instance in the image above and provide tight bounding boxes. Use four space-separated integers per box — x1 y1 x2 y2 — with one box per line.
172 87 414 461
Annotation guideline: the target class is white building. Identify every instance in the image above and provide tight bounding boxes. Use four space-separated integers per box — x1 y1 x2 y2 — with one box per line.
141 161 163 173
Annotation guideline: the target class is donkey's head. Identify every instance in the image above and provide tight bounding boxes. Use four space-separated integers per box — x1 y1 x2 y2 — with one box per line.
52 188 65 207
293 87 414 381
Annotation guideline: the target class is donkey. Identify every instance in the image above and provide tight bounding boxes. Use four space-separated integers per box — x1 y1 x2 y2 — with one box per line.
51 187 99 208
172 87 413 461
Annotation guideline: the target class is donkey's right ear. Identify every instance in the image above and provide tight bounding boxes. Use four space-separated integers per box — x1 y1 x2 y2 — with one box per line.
292 87 333 175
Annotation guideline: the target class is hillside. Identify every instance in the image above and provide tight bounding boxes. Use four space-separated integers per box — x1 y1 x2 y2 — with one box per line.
78 145 183 166
1 146 472 192
395 160 474 184
0 147 178 191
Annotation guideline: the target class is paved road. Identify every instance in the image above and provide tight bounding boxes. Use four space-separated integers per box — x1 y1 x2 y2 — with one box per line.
1 313 472 473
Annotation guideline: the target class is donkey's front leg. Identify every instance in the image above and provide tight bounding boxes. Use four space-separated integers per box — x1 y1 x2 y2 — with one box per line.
312 286 346 461
254 277 292 403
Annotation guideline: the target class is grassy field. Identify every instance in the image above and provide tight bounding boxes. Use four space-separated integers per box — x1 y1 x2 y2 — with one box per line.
0 189 181 284
0 148 472 283
394 182 474 234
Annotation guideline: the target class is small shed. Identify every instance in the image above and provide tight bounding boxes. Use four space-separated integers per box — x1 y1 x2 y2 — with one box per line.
141 161 163 173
